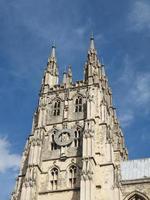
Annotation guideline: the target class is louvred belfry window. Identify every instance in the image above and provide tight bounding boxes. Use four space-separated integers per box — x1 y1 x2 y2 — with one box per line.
74 129 81 147
75 96 82 112
53 100 60 116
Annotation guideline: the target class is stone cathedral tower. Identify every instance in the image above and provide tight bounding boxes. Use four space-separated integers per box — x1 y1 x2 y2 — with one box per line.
11 36 150 200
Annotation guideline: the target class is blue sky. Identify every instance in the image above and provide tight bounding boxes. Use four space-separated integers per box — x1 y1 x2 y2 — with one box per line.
0 0 150 199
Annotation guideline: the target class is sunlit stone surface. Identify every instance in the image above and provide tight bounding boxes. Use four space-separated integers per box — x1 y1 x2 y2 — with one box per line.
11 37 150 200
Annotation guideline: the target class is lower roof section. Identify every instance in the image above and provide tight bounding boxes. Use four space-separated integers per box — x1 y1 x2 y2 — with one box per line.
121 158 150 181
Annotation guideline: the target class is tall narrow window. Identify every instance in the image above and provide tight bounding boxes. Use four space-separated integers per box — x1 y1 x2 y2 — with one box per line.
75 96 82 112
51 131 58 150
69 165 77 188
74 129 81 147
53 100 60 116
50 168 58 190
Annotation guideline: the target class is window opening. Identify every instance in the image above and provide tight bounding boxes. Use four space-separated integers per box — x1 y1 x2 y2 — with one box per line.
75 96 83 112
129 195 146 200
54 100 60 116
51 131 58 150
69 165 77 188
50 168 58 190
74 129 81 147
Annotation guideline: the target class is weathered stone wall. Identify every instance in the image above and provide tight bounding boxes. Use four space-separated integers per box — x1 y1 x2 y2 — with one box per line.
121 180 150 199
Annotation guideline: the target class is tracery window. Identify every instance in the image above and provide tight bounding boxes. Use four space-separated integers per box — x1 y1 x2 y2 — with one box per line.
50 167 59 190
53 100 60 116
51 131 58 150
75 96 83 112
69 165 77 188
74 129 81 147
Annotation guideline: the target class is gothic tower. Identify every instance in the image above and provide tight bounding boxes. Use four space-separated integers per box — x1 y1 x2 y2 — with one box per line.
11 36 129 200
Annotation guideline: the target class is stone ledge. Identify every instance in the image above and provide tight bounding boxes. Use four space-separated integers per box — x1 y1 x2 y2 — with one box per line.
121 178 150 185
39 187 80 194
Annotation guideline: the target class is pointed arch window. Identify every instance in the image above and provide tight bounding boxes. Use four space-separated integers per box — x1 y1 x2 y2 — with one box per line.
51 131 58 150
125 192 149 200
129 194 146 200
75 96 83 112
69 165 77 188
74 129 81 147
50 167 59 190
53 100 60 116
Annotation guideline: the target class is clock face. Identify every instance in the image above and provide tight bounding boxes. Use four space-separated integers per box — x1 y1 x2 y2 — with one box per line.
54 129 75 146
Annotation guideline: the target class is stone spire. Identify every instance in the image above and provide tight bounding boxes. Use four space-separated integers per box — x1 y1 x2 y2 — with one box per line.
42 42 59 89
84 34 101 83
48 41 56 61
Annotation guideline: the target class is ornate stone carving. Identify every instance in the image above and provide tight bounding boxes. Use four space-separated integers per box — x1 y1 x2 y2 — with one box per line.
54 129 75 146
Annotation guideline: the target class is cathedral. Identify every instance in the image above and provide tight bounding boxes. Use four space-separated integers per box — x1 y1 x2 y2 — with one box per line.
11 36 150 200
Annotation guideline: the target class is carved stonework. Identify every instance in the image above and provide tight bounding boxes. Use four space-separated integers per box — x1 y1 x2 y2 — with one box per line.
11 37 150 200
54 129 75 146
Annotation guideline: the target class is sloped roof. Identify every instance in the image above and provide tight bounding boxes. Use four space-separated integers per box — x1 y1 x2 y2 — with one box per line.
121 158 150 181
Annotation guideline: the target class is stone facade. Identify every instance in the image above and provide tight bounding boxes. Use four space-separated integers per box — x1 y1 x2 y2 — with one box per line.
11 36 150 200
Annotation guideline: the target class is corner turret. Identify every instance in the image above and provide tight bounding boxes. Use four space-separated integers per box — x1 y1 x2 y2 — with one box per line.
84 34 102 84
42 43 59 89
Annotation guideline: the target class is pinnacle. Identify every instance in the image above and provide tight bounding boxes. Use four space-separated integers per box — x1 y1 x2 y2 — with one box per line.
51 41 56 58
90 32 95 50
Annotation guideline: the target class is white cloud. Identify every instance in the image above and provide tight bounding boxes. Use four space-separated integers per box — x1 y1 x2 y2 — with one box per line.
128 0 150 31
119 111 134 128
115 54 150 127
0 137 21 173
118 55 150 109
132 73 150 105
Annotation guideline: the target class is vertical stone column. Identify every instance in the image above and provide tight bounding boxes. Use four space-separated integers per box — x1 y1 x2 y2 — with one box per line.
80 119 95 200
18 129 43 200
80 158 94 200
28 137 42 166
20 166 37 200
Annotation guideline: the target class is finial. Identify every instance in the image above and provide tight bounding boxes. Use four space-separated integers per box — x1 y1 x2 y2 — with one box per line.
68 65 72 77
52 40 56 48
63 70 67 84
51 41 56 58
90 32 95 50
90 32 94 40
68 65 72 71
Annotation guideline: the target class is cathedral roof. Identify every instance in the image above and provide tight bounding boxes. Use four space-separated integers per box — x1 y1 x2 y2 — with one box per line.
121 158 150 181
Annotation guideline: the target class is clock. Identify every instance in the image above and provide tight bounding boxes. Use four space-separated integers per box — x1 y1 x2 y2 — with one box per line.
54 129 75 146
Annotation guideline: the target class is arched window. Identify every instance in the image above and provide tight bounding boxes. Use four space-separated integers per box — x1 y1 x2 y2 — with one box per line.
50 167 59 190
74 129 81 147
129 195 146 200
125 192 149 200
53 100 60 116
51 131 58 150
75 96 83 112
69 165 77 188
